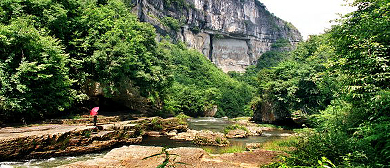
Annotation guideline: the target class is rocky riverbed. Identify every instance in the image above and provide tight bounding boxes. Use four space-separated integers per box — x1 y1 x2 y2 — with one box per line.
0 117 186 161
0 116 293 167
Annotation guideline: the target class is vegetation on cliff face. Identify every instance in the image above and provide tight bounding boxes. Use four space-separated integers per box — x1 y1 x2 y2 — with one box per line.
160 41 254 117
249 0 389 167
0 0 254 121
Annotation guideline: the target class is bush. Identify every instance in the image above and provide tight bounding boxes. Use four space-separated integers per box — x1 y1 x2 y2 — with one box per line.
285 130 357 166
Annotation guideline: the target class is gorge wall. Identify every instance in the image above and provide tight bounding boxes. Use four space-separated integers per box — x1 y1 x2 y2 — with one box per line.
131 0 302 72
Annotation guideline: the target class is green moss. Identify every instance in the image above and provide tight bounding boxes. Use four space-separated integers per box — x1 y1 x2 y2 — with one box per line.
59 137 70 150
256 124 281 129
83 130 91 138
150 118 163 131
190 26 200 34
213 34 225 39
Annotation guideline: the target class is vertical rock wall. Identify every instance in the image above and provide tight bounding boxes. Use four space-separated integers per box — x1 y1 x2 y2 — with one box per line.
131 0 302 72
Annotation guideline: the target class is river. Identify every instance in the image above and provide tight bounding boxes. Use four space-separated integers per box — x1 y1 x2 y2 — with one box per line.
0 117 291 168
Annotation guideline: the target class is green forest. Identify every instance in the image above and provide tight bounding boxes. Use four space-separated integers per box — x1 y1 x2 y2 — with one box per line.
0 0 253 121
0 0 389 167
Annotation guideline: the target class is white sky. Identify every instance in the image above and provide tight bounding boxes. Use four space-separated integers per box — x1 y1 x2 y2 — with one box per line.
260 0 356 40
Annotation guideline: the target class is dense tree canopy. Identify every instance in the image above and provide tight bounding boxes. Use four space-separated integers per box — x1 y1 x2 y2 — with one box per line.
0 17 73 121
0 0 174 121
0 0 255 121
160 42 255 117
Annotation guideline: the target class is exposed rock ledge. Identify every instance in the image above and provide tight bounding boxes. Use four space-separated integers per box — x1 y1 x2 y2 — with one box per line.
59 145 281 168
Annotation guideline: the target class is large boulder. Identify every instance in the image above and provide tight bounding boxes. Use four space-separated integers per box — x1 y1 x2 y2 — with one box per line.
171 129 229 146
226 129 248 139
246 126 263 136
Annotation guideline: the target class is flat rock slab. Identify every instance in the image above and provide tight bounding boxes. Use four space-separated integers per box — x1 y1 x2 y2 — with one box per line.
0 125 91 141
59 146 165 168
59 145 280 168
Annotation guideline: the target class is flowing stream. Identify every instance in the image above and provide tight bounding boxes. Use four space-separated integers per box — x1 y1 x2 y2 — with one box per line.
0 117 292 168
141 117 292 153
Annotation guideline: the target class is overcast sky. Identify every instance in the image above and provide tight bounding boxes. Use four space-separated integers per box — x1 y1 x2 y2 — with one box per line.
260 0 356 40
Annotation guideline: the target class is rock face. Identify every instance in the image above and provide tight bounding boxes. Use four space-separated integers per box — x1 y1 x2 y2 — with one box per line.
252 100 296 124
132 0 302 72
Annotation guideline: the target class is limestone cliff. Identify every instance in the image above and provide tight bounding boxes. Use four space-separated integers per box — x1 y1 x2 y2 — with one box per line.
130 0 302 72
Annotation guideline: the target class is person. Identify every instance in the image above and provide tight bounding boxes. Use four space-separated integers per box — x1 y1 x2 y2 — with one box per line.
93 115 97 126
90 107 99 126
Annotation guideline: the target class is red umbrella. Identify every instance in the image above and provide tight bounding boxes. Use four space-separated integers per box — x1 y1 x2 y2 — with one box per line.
90 107 99 116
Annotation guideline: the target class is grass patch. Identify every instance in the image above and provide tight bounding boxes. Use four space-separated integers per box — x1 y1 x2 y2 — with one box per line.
256 124 282 129
202 147 213 154
176 113 191 121
150 118 163 131
202 145 246 154
292 128 314 134
220 145 246 153
223 124 249 134
231 117 251 121
261 136 298 152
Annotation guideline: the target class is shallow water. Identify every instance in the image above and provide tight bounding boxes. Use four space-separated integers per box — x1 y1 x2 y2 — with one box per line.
187 117 231 132
0 152 107 168
1 117 292 167
141 117 293 154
